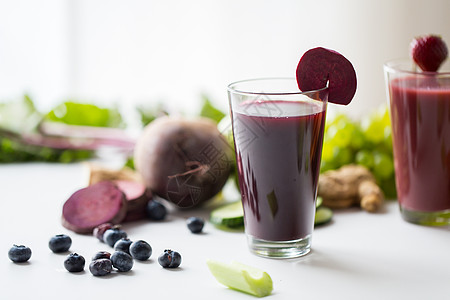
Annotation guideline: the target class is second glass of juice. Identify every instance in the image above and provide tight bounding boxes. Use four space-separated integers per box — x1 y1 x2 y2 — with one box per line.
384 60 450 226
227 78 328 258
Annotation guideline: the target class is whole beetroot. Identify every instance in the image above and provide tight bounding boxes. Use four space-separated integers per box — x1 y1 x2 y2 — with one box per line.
134 116 233 208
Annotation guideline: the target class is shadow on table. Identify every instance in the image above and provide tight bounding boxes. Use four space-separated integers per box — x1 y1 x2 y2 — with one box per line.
291 248 366 275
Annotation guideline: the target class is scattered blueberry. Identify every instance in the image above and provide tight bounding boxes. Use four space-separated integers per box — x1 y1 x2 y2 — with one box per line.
114 238 133 254
64 253 85 272
158 249 181 268
186 217 204 234
146 200 167 221
92 223 114 242
89 258 113 276
91 251 111 261
48 234 72 253
111 251 134 272
129 240 152 261
103 228 127 248
8 245 32 263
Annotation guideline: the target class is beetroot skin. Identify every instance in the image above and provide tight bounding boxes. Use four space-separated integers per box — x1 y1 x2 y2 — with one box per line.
296 47 357 105
62 181 127 233
134 116 233 208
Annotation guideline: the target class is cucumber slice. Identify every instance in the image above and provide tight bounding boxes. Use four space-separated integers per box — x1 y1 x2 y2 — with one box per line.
316 196 323 208
210 201 244 228
211 200 331 228
206 259 273 297
315 206 333 226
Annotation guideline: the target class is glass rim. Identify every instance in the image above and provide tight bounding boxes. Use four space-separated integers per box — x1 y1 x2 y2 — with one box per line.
384 58 450 76
227 77 329 96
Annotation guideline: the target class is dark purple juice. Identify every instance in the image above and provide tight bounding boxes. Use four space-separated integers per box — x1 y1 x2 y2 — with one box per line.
389 77 450 212
232 100 326 241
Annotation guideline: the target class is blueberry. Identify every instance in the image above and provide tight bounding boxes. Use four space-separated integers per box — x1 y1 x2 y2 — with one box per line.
91 251 111 261
129 240 152 261
48 234 72 253
186 217 204 233
92 223 113 242
64 253 85 272
89 258 113 276
103 228 127 247
114 238 133 254
111 251 133 272
8 245 32 263
146 200 167 221
158 249 181 268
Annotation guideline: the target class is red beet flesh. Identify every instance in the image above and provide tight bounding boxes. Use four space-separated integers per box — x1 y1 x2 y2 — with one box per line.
62 181 127 233
114 180 152 222
114 180 151 211
296 47 357 105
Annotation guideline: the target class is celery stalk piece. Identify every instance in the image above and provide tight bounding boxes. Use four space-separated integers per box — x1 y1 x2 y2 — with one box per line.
206 259 273 297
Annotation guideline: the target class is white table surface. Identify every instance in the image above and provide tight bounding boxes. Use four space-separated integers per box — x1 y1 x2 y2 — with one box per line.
1 163 449 300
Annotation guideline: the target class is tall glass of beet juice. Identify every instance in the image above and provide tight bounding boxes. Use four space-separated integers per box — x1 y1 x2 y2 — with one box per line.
227 78 328 258
384 60 450 226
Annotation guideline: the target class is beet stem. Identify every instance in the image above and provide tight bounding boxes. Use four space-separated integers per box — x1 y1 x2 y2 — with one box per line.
167 161 210 179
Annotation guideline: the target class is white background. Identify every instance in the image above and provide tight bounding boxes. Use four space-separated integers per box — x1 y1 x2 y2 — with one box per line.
0 0 449 121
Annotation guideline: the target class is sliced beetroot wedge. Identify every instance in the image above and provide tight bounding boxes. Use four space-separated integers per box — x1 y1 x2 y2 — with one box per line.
113 180 152 222
296 47 357 105
62 181 127 234
114 180 150 210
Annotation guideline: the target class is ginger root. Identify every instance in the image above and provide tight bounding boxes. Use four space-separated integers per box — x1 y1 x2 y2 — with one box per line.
87 163 143 185
318 164 384 212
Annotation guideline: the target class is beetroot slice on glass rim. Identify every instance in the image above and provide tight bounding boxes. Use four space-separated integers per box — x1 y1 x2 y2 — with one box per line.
296 47 357 105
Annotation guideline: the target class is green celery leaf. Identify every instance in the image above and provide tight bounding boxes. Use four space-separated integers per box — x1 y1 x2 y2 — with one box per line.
45 101 124 128
137 103 167 127
200 95 226 124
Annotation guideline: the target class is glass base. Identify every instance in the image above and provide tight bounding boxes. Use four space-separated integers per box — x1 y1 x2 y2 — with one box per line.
246 235 311 259
400 206 450 226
